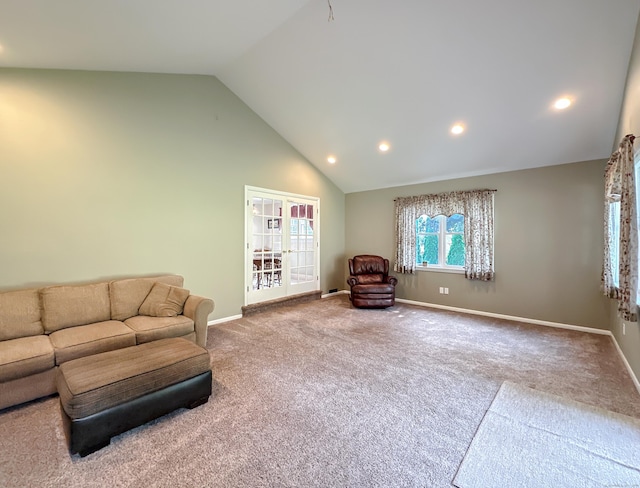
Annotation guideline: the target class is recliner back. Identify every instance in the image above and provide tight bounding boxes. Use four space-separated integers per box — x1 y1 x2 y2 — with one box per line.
349 255 389 276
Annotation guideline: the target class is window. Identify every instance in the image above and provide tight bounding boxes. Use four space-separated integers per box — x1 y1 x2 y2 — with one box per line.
416 214 465 270
610 201 621 288
395 190 495 280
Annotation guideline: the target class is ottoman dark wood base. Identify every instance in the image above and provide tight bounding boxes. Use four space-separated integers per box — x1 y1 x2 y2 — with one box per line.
56 338 212 457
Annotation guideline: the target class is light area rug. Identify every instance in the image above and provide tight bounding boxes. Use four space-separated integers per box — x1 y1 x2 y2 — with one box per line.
453 381 640 488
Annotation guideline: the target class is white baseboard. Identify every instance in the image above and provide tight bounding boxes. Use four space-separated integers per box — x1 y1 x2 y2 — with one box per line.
395 298 640 395
395 298 610 335
207 314 242 326
609 333 640 395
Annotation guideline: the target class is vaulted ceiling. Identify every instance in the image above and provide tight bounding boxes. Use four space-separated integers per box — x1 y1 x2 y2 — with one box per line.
1 0 639 193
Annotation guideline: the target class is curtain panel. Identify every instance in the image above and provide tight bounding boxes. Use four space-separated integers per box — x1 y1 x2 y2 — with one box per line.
394 190 496 280
602 134 638 322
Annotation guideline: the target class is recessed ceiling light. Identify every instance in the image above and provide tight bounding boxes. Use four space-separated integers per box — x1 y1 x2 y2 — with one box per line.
451 124 465 135
327 155 337 164
378 142 390 152
554 97 572 110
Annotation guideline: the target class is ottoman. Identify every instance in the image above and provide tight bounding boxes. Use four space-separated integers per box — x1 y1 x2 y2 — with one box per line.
56 337 212 456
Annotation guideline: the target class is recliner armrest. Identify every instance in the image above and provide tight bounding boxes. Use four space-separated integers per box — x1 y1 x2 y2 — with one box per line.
347 276 359 287
385 276 398 286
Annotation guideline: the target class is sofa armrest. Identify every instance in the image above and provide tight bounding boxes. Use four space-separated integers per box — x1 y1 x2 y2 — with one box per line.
183 295 214 348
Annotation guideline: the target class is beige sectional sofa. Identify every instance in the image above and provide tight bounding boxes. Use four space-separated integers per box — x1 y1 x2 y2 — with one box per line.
0 275 214 411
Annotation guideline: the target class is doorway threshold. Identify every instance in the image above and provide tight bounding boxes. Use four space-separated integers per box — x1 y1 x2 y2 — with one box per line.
242 290 322 317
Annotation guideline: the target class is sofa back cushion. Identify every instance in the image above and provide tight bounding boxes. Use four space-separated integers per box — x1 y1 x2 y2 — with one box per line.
41 282 111 333
0 288 43 341
109 275 184 321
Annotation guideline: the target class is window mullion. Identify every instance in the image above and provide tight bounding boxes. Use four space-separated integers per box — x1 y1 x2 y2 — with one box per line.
439 216 446 266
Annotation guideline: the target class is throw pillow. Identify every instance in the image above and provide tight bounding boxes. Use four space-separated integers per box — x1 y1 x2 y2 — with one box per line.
138 282 190 317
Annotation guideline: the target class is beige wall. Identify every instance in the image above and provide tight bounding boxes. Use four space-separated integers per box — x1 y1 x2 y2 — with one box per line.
346 160 610 329
0 68 345 319
612 13 640 381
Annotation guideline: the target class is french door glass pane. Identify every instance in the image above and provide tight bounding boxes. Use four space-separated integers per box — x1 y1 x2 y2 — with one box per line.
288 201 315 285
251 196 283 290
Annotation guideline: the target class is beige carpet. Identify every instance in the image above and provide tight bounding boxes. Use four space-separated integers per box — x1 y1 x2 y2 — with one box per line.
453 381 640 487
1 295 639 487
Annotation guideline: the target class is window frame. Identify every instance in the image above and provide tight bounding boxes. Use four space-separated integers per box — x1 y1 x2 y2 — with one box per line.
416 214 465 274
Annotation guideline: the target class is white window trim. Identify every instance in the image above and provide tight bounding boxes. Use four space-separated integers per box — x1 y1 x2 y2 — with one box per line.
416 266 465 274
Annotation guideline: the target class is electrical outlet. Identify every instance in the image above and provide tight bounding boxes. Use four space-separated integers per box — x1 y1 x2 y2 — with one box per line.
439 287 444 294
444 287 449 295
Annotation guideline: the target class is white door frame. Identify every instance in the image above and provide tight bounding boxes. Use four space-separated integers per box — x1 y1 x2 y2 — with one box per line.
244 186 320 306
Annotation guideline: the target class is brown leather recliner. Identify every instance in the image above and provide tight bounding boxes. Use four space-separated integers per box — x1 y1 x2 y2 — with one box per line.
347 255 398 308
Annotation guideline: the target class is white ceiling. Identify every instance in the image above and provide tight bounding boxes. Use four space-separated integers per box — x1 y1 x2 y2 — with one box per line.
1 0 639 193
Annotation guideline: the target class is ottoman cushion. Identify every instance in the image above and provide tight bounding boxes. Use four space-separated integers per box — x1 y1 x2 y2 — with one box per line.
56 338 210 419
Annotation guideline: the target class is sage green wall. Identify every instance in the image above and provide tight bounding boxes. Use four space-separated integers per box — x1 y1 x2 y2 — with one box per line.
612 12 640 381
0 68 345 319
346 160 609 329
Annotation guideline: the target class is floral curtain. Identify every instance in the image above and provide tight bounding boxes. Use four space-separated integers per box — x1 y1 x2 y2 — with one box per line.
394 190 496 280
602 134 637 322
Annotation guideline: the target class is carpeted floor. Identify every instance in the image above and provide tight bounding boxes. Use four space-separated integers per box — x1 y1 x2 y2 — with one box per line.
1 295 639 487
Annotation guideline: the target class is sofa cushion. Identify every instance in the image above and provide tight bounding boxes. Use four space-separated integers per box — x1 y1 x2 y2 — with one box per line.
49 320 137 365
139 283 190 317
0 288 43 341
41 282 111 333
0 335 55 382
124 315 194 344
109 275 185 321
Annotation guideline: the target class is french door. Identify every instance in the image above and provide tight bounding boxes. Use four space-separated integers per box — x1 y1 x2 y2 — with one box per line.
245 187 319 305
